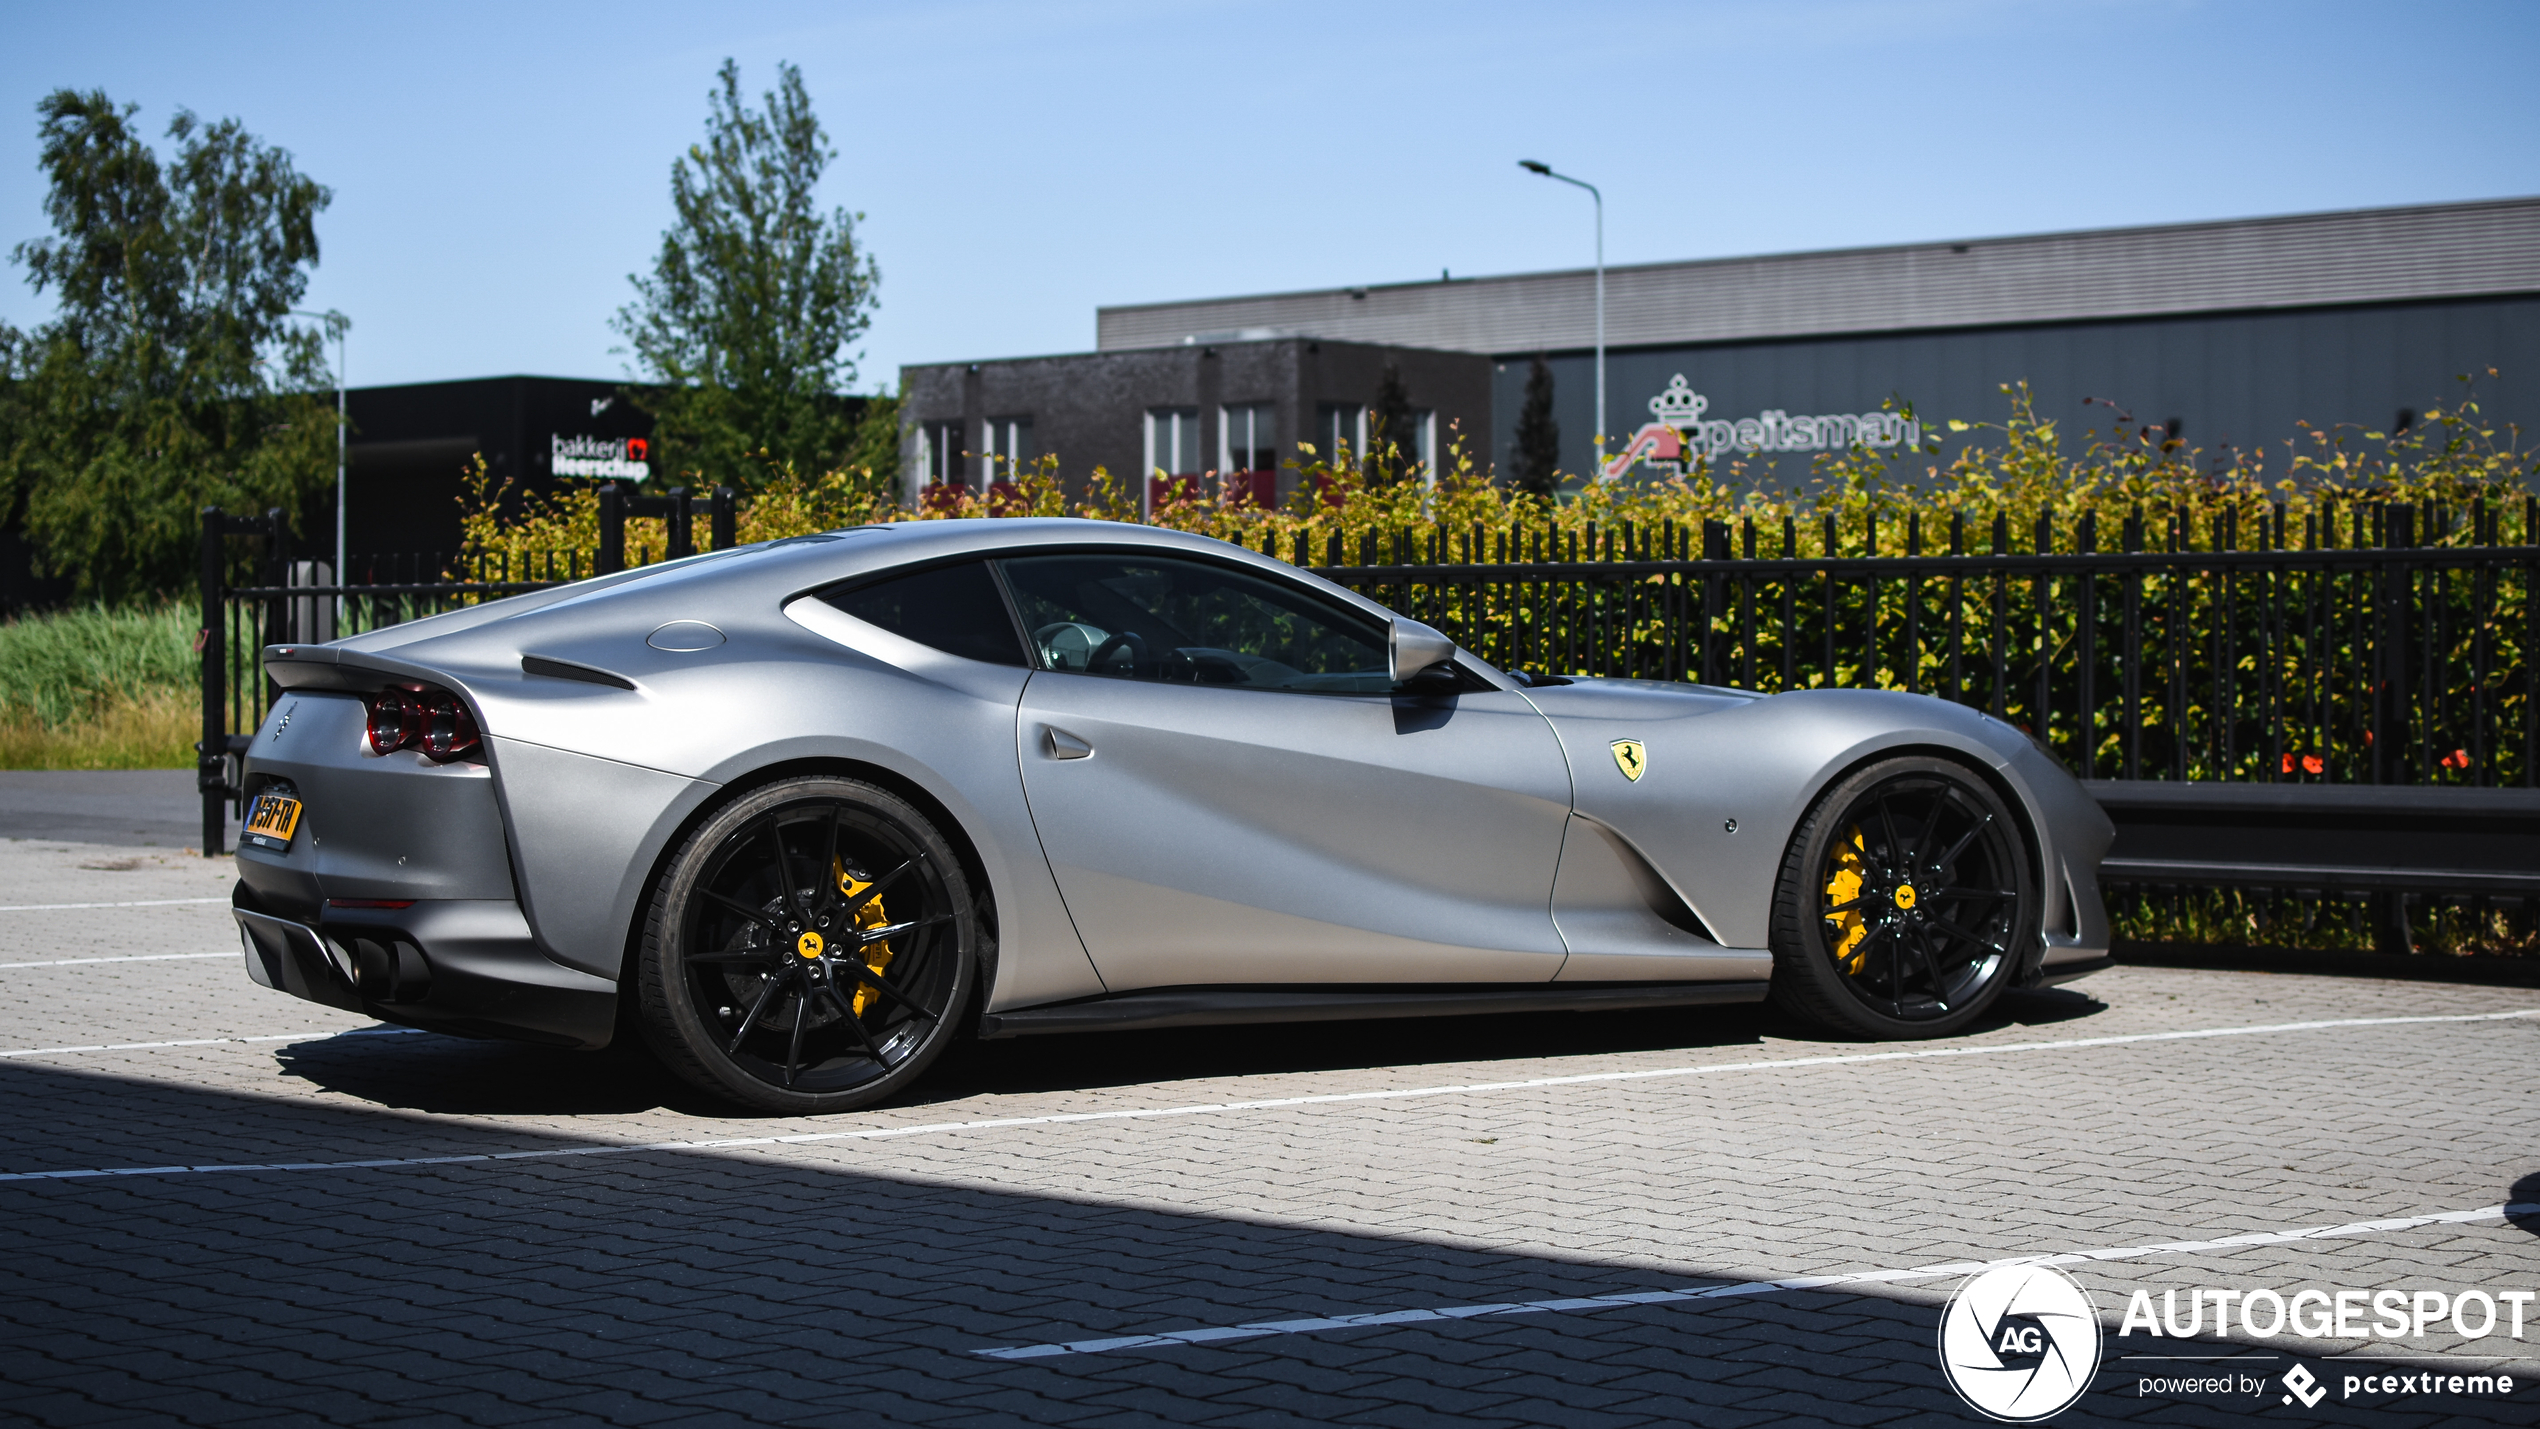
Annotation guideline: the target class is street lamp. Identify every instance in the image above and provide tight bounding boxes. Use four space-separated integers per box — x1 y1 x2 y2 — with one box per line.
1519 160 1604 478
290 309 349 610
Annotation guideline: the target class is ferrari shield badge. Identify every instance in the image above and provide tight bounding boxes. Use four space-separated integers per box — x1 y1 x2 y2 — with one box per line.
1610 739 1647 782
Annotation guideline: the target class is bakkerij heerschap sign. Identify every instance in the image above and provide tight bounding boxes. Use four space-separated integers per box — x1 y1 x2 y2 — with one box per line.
1600 374 1921 480
552 434 651 481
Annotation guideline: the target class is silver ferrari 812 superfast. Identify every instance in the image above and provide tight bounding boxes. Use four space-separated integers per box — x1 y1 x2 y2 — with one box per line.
233 519 2113 1112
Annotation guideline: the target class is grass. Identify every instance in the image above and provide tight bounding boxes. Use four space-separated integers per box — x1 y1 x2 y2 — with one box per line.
0 604 198 769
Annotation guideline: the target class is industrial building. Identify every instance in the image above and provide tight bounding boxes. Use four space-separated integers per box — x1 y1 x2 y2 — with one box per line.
322 376 657 565
900 195 2540 507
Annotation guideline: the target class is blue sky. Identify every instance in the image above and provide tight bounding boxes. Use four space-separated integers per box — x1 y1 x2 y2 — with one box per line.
4 0 2535 393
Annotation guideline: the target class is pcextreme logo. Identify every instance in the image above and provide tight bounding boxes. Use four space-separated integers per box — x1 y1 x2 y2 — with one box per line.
1599 374 1921 480
1938 1263 2102 1422
2284 1363 2328 1408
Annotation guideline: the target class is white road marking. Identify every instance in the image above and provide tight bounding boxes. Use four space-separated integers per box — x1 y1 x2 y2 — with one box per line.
0 898 230 912
0 1027 423 1059
0 952 233 970
0 1008 2529 1184
970 1202 2540 1359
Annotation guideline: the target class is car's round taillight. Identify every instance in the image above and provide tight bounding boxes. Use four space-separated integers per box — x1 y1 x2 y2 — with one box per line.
422 692 480 761
366 689 421 756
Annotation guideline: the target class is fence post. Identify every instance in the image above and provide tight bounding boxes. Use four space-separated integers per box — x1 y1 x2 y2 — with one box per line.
2373 504 2426 968
666 486 693 561
259 508 287 725
2077 511 2098 777
1700 519 1726 685
2376 503 2414 785
198 508 227 857
711 486 736 551
598 483 625 573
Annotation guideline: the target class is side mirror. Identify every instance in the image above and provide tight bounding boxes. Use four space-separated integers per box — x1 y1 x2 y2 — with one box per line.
1388 617 1457 684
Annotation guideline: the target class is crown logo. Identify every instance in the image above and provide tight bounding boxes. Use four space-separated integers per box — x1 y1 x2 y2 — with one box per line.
1649 374 1708 425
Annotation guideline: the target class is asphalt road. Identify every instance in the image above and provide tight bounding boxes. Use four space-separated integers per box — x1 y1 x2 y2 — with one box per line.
0 770 236 849
0 836 2534 1426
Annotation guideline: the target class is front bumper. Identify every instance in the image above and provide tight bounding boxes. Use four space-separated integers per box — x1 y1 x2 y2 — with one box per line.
2029 817 2115 986
233 884 618 1049
1998 736 2116 989
2028 864 2114 987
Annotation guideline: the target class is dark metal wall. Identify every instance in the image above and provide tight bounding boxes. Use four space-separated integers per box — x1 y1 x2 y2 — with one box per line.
329 376 657 561
1493 295 2540 490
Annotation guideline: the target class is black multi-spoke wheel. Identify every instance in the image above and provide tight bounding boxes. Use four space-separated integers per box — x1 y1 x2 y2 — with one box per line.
638 777 977 1113
1766 756 2038 1039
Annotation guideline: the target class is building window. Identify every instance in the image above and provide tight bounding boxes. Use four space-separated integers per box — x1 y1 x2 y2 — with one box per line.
1144 407 1202 515
915 419 963 494
1220 404 1275 472
1399 409 1436 483
1219 403 1276 508
1316 403 1366 462
981 416 1035 485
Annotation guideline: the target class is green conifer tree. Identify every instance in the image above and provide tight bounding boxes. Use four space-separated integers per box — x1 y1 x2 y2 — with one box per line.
1512 354 1561 497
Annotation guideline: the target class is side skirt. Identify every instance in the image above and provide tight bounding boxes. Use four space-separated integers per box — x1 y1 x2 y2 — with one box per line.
976 980 1771 1039
2035 954 2115 986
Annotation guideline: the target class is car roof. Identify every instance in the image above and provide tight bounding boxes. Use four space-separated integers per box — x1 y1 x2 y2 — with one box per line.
328 518 1410 656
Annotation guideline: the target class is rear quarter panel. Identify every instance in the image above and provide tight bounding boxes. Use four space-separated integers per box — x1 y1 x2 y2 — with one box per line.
339 545 1102 1008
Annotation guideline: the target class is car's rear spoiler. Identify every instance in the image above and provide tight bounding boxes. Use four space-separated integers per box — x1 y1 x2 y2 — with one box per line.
261 644 453 694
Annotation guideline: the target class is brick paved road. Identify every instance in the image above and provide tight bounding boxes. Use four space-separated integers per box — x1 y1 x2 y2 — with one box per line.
1 835 2536 1426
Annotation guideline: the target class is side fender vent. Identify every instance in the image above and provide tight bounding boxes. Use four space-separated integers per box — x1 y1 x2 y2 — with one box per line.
522 655 636 690
1580 817 1727 945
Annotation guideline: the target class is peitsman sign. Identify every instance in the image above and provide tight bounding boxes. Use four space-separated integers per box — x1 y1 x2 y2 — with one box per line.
1600 374 1922 480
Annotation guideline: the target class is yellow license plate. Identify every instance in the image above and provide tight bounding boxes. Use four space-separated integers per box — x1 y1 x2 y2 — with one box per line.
243 792 303 851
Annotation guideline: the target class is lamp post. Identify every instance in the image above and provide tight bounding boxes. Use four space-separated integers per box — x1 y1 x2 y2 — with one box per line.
290 309 348 618
1519 160 1604 478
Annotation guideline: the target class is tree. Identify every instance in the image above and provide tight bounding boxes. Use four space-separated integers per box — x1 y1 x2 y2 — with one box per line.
0 90 336 602
842 389 900 481
614 60 880 494
1366 363 1418 488
1512 353 1560 497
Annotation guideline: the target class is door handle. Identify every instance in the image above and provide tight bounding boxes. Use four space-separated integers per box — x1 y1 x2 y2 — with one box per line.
1043 726 1094 760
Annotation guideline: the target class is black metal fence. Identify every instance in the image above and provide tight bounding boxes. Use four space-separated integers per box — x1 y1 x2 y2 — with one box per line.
202 498 2540 908
1279 500 2539 791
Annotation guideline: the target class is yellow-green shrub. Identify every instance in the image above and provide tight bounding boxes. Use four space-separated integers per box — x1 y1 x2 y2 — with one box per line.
454 377 2536 571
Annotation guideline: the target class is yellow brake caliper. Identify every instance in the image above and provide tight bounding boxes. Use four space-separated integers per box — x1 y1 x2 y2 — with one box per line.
1824 825 1870 973
835 859 896 1017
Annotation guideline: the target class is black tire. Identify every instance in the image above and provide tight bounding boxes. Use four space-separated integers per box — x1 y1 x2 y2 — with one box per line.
1765 755 2038 1039
637 776 977 1114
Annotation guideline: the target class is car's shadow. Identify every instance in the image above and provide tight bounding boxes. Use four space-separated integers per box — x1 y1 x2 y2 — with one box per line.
2511 1171 2540 1236
924 983 2106 1102
274 980 2112 1121
272 1034 728 1118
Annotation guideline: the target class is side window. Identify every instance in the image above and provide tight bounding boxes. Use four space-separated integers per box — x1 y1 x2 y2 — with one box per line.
998 553 1391 694
821 560 1027 667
